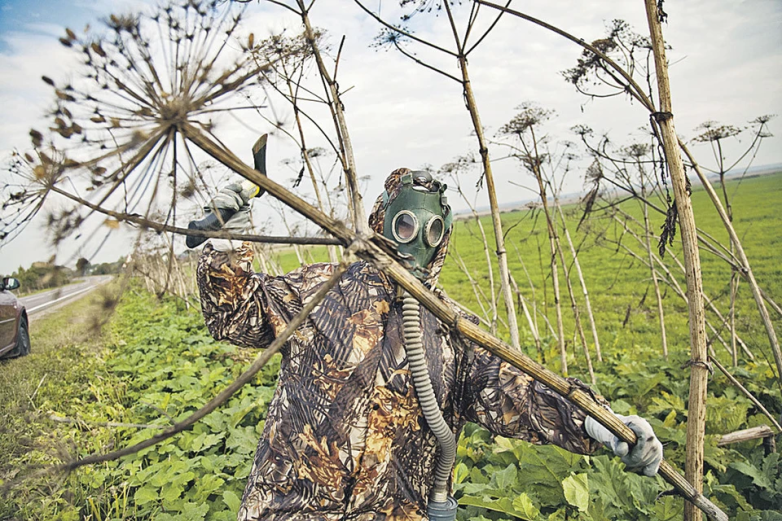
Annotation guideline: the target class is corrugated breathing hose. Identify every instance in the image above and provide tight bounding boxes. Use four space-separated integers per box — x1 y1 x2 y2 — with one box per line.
401 292 458 520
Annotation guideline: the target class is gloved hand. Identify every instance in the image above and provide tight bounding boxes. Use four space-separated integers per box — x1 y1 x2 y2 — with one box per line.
585 414 663 477
200 182 258 251
204 181 257 234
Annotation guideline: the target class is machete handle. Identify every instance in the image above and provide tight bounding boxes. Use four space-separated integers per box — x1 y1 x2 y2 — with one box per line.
185 208 235 249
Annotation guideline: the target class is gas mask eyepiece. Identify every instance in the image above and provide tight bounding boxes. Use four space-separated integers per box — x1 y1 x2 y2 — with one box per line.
382 171 452 281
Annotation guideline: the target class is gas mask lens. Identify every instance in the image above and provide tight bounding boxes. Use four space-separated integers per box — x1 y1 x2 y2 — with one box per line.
425 216 444 247
392 211 419 243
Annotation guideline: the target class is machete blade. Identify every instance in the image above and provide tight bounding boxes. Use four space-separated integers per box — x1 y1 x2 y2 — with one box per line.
253 134 267 177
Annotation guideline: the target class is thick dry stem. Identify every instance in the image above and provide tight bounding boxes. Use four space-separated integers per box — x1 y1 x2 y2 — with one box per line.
283 65 340 264
49 186 341 246
639 167 668 359
644 4 710 520
510 273 543 360
480 0 778 383
297 1 367 234
614 211 753 360
551 212 594 383
717 425 776 446
530 166 567 374
556 202 602 362
458 57 521 349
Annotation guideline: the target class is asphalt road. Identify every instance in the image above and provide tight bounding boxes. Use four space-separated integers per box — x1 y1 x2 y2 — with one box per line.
20 276 114 321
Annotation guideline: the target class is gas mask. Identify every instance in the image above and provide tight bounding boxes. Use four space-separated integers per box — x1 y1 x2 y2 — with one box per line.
381 171 452 281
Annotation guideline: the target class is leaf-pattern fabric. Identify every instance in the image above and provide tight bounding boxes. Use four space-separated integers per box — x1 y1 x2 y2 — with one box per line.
197 169 605 520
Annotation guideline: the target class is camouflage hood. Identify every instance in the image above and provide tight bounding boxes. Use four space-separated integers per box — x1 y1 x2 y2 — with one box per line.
368 168 453 287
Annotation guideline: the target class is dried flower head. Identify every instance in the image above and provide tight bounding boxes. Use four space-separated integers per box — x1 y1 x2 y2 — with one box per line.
7 0 280 248
562 19 653 100
692 121 742 143
499 102 556 137
0 148 68 246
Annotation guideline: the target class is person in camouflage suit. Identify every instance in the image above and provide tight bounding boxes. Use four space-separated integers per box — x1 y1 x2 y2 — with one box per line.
197 168 662 520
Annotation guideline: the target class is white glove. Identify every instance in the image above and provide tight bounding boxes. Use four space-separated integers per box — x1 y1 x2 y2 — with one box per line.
206 181 255 212
585 414 663 477
205 182 256 250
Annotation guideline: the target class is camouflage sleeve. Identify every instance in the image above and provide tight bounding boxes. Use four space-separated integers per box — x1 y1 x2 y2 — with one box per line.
461 348 606 455
196 242 334 349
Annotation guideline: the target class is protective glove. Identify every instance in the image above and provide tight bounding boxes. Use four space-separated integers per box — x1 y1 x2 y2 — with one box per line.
204 182 257 249
208 181 259 229
584 414 663 477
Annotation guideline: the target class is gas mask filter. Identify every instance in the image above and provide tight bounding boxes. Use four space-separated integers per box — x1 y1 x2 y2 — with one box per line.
381 171 452 281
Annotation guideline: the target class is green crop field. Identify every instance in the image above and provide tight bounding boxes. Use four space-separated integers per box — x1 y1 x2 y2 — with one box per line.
276 172 781 381
0 173 780 520
439 172 782 376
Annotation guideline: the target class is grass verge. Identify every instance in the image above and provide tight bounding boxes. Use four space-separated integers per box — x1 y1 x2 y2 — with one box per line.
0 287 121 519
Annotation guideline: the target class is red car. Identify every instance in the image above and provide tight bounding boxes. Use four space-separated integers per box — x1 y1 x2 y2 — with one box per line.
0 277 30 358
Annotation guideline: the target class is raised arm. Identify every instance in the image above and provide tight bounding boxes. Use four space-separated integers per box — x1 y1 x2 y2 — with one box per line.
197 241 279 348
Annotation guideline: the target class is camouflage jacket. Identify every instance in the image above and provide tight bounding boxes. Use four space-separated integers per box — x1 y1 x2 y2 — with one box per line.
197 245 603 521
197 168 603 520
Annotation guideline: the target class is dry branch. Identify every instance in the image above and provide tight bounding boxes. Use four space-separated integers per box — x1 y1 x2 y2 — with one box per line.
708 356 782 433
478 0 780 385
638 163 668 359
445 3 521 349
296 0 367 234
49 185 340 246
556 204 602 362
613 210 754 360
358 0 521 349
451 177 499 334
717 425 775 446
644 5 711 518
681 142 782 381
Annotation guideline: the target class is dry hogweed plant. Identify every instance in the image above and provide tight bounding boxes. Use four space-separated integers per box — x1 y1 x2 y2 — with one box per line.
1 0 292 260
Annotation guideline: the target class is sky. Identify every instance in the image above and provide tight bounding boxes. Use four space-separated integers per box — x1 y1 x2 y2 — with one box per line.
0 0 780 274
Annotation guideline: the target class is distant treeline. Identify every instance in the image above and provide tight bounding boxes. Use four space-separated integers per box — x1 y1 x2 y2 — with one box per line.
9 257 124 294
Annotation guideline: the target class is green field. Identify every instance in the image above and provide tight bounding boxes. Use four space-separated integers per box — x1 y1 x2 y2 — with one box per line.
441 172 782 377
276 172 781 381
0 173 780 520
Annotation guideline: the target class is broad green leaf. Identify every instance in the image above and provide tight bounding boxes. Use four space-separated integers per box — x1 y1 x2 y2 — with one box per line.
546 507 567 521
459 495 536 520
153 515 182 521
512 493 540 520
160 482 184 503
562 473 589 512
653 495 683 520
453 462 470 485
191 474 225 501
181 501 209 519
226 426 260 454
493 464 517 490
134 485 159 505
492 435 516 454
469 466 490 485
223 490 242 511
730 461 773 490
